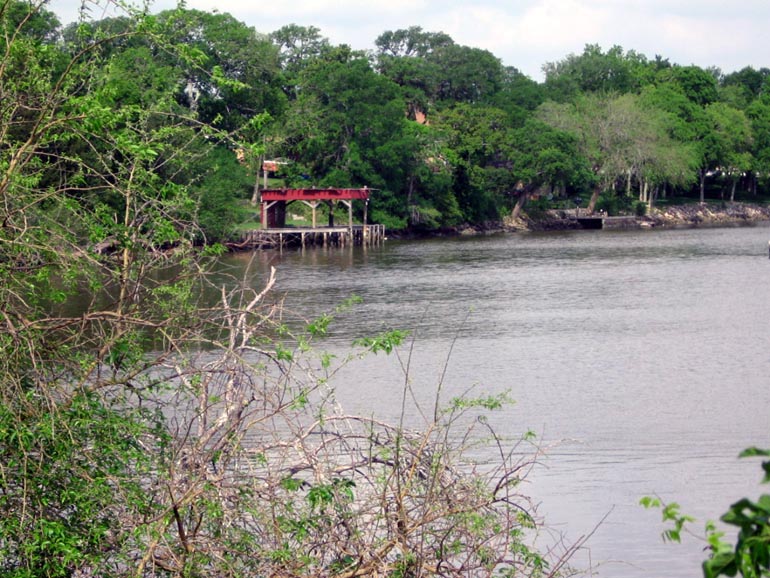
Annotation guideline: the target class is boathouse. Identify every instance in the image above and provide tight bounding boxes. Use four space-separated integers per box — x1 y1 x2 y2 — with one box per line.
260 187 371 229
239 187 385 249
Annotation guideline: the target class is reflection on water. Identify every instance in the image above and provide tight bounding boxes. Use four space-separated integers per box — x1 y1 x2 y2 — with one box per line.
218 225 770 577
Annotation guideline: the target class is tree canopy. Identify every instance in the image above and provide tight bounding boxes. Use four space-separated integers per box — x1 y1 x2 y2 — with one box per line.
4 1 770 235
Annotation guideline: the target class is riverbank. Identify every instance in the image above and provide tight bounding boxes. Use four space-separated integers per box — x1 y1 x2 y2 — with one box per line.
503 202 770 232
306 202 770 244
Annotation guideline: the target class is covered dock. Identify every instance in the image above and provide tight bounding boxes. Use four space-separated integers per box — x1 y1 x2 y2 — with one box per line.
260 187 372 229
237 187 384 249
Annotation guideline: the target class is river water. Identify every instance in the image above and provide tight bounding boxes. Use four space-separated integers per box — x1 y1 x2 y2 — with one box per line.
223 224 770 577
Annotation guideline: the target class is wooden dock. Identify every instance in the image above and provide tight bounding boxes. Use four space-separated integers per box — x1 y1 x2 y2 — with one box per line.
235 224 386 250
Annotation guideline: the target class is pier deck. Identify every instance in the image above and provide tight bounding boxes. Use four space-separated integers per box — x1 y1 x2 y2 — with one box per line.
235 224 386 250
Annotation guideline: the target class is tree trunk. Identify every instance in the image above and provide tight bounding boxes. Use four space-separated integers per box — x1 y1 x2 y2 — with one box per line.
627 170 632 198
650 185 658 210
586 184 602 214
250 175 260 206
510 191 530 221
250 157 265 206
730 178 737 202
406 175 416 226
699 169 706 204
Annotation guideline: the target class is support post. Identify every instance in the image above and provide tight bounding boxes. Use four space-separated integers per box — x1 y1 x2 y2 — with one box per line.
261 200 279 228
341 199 353 234
301 200 319 229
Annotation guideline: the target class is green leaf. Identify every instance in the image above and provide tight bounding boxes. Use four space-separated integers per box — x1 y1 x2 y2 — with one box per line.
640 496 662 509
353 329 409 354
280 477 303 492
703 551 738 578
739 447 770 458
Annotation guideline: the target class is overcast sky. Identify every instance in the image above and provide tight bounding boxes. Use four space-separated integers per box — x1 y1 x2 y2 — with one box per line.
48 0 770 81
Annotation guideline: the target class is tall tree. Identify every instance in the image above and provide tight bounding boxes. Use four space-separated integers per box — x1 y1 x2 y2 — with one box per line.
427 43 504 104
747 97 770 194
543 44 639 100
157 8 285 130
538 92 697 212
270 23 330 99
640 83 714 202
507 118 591 219
704 102 754 201
433 103 513 221
374 26 453 58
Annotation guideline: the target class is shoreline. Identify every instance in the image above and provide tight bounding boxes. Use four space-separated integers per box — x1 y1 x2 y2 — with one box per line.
451 202 770 235
240 202 770 246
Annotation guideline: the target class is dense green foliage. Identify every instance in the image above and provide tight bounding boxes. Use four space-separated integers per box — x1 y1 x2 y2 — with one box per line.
11 2 768 240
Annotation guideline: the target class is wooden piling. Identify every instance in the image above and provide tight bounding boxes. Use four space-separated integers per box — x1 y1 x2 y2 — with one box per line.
232 225 385 251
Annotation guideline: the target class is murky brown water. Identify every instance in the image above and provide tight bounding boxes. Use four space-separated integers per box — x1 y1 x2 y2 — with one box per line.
220 224 770 577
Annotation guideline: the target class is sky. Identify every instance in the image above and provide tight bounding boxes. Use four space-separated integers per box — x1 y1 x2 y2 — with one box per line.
48 0 770 81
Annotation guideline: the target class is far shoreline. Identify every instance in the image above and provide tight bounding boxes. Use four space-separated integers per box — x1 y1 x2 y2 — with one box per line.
236 202 770 248
403 202 770 238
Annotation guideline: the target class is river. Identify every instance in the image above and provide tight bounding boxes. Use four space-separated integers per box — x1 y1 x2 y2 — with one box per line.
222 224 770 577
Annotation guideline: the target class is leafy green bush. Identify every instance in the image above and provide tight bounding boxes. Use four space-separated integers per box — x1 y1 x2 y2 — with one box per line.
0 391 161 577
595 194 619 216
191 146 254 243
642 447 770 578
523 195 551 220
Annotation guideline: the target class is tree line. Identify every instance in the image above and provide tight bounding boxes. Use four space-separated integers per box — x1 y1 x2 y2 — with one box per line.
8 1 770 240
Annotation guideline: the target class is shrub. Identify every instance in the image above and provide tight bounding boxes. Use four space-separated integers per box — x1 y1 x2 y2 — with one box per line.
595 194 619 216
642 447 770 578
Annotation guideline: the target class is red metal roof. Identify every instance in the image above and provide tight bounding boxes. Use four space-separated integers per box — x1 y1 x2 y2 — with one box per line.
260 188 371 201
